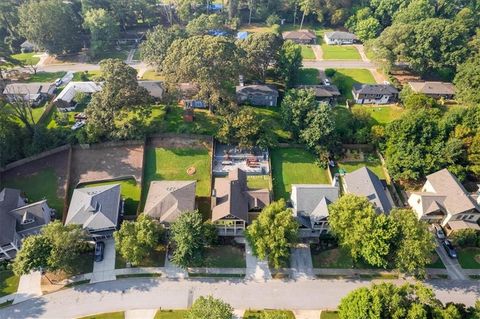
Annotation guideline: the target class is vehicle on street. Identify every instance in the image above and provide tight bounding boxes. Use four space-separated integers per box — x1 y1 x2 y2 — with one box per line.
433 224 446 240
94 241 105 262
71 120 85 130
442 240 457 258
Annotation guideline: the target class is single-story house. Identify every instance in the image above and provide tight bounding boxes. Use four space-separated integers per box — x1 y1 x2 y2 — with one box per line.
65 184 122 240
138 81 165 100
0 188 53 260
236 84 279 107
211 168 270 236
291 183 339 240
54 81 103 110
282 30 317 44
408 169 480 236
408 81 455 100
3 82 56 106
352 84 399 104
295 85 341 105
343 167 393 214
324 31 358 45
20 40 39 53
143 181 196 225
178 83 206 109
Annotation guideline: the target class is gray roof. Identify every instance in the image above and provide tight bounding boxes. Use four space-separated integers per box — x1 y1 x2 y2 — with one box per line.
282 30 317 41
54 81 103 103
425 169 478 215
295 85 341 98
9 200 51 235
352 84 398 95
325 31 357 40
0 188 24 246
66 184 121 232
344 167 392 214
3 83 55 96
236 85 279 97
408 82 455 96
410 192 447 216
138 81 165 99
144 181 196 223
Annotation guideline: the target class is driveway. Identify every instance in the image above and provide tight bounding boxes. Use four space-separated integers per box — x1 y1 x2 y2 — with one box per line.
435 240 467 280
290 244 314 280
90 239 116 283
13 271 42 304
245 241 272 281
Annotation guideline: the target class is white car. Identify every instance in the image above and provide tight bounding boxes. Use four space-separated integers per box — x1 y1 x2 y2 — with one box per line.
323 79 331 85
71 120 85 131
54 78 63 87
433 224 446 240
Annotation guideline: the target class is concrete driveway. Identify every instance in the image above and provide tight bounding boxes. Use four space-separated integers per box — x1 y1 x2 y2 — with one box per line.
435 240 466 280
245 241 272 281
90 238 116 283
13 271 42 304
290 244 314 280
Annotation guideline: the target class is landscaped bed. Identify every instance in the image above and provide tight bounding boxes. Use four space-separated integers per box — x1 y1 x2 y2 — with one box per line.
331 69 376 99
154 310 189 319
0 270 20 298
321 44 361 60
321 311 340 319
115 244 166 269
271 148 331 200
352 105 405 125
457 247 480 269
201 244 246 268
244 310 296 319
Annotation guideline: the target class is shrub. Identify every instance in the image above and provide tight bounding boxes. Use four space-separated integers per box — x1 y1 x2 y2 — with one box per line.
325 68 336 77
451 229 479 247
266 14 280 26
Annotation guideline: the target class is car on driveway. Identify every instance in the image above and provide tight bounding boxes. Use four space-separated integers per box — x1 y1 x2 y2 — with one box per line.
94 241 105 262
433 224 446 240
323 79 331 85
54 78 63 87
71 120 85 130
442 240 457 258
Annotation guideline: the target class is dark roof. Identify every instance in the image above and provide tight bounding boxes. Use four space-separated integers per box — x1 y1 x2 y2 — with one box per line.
9 200 51 235
408 82 455 96
344 167 392 214
282 30 317 41
236 85 279 97
0 188 24 246
295 85 341 98
352 84 398 95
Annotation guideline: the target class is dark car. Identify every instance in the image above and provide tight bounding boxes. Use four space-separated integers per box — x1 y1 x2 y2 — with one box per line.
442 240 457 258
94 241 105 262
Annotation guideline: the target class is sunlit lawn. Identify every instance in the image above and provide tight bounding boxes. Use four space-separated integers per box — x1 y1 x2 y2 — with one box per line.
154 310 189 319
163 106 219 136
352 105 405 125
244 310 295 319
0 271 19 297
11 52 40 65
72 70 103 81
321 44 361 60
301 45 316 60
77 312 124 319
246 175 271 190
457 247 480 269
141 70 164 81
26 71 66 83
331 69 376 99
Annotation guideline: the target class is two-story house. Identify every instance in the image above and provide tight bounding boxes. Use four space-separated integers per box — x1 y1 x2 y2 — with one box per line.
236 85 279 107
352 84 399 105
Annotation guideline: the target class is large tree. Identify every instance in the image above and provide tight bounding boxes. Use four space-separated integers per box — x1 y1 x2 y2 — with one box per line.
281 88 317 138
18 0 83 54
299 104 336 151
12 235 52 276
114 214 163 266
454 55 480 106
277 40 302 88
245 200 298 269
140 25 185 72
83 8 119 58
185 14 225 36
0 109 24 166
186 296 233 319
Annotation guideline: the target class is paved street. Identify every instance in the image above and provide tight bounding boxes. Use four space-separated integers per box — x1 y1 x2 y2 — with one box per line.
0 277 478 319
435 240 467 280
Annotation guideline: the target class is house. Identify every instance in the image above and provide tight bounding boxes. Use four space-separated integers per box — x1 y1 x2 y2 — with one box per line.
211 168 270 236
295 85 341 105
0 188 52 260
54 81 103 110
324 31 358 45
236 85 279 107
343 167 393 214
282 30 317 44
352 84 399 104
65 184 122 240
178 83 206 109
291 184 339 240
20 40 39 53
408 81 455 100
143 181 196 225
408 169 480 236
138 81 165 100
3 82 56 106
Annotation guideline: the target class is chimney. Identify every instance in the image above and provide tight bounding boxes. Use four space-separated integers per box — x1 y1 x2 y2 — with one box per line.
239 75 244 87
211 189 217 208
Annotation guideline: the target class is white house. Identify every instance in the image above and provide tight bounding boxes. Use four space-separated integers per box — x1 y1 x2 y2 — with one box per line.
352 84 399 105
324 31 358 45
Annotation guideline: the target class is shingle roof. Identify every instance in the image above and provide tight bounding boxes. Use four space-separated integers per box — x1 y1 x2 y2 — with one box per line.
236 85 279 97
144 181 196 223
344 167 392 214
9 200 51 233
0 188 24 246
352 84 398 95
54 81 103 104
447 220 480 231
282 30 317 41
3 83 55 96
138 81 164 99
325 31 357 40
408 82 455 95
295 85 341 98
66 184 121 231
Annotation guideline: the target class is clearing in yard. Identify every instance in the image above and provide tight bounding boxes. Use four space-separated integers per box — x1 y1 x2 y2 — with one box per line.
321 44 361 60
77 312 124 319
301 45 316 60
201 245 246 268
0 270 20 298
297 68 320 85
162 106 219 136
77 178 141 215
141 70 164 81
244 310 296 319
457 247 480 269
331 69 376 99
115 245 166 269
72 70 103 81
353 105 405 125
238 23 276 33
154 310 189 319
26 71 66 83
271 148 331 200
11 52 40 66
332 151 386 181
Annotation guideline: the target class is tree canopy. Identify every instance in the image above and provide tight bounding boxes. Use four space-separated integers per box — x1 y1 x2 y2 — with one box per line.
276 40 302 88
140 25 185 72
186 296 233 319
83 8 118 58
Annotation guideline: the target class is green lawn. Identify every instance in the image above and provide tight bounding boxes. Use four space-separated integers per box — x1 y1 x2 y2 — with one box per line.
201 245 246 268
77 312 124 319
321 44 361 60
141 70 164 81
72 70 103 81
247 175 271 190
321 311 339 319
5 103 46 125
427 252 446 269
11 52 40 65
301 45 316 60
251 106 291 141
244 310 296 319
271 148 331 200
26 71 66 83
457 247 480 269
78 178 141 215
238 23 277 33
331 69 376 99
0 271 20 297
311 246 354 269
90 48 129 62
333 152 386 181
154 310 189 319
163 106 219 136
297 68 320 85
115 244 166 269
1 168 64 217
352 105 405 125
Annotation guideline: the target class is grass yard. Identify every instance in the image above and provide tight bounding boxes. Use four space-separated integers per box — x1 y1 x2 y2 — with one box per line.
0 271 20 297
297 68 320 85
311 246 354 269
201 245 246 268
321 44 361 60
90 48 128 62
251 106 291 141
247 175 271 190
115 244 166 269
78 178 141 215
141 70 164 81
333 151 386 181
5 102 46 126
427 252 446 269
353 105 405 125
238 23 276 33
72 70 103 81
271 148 331 200
321 311 339 319
0 168 64 215
11 52 40 65
163 106 219 136
331 69 376 99
26 71 66 83
154 310 189 319
77 312 125 319
244 310 296 319
301 45 316 60
457 247 480 269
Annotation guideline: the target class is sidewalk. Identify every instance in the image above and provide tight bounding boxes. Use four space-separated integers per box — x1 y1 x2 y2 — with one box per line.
125 309 157 319
312 45 323 61
13 271 42 304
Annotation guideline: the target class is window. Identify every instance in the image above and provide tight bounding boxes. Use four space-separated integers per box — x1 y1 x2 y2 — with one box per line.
21 218 35 225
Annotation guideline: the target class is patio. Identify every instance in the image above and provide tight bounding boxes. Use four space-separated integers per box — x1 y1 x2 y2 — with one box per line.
213 143 270 176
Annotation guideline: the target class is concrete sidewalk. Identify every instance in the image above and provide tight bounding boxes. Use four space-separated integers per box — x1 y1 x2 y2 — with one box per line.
13 271 42 304
125 309 157 319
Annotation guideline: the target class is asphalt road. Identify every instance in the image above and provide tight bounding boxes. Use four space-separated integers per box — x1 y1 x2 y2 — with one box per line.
1 278 478 319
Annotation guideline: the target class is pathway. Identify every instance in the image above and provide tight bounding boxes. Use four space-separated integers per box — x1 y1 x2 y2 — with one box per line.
294 310 323 319
290 244 314 280
369 68 387 84
245 241 272 281
125 309 157 319
164 258 187 279
312 45 323 61
354 45 370 62
126 49 136 64
13 271 42 305
435 240 467 280
90 239 116 283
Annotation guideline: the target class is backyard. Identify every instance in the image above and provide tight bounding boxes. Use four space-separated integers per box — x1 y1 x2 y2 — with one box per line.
311 246 355 269
251 106 291 141
141 70 164 81
457 247 480 269
246 175 271 190
72 70 103 81
0 270 19 298
352 105 405 125
271 148 331 200
331 69 376 99
321 45 361 60
154 310 188 319
301 45 316 60
297 68 320 85
162 106 219 136
26 71 66 83
115 244 166 269
332 150 386 181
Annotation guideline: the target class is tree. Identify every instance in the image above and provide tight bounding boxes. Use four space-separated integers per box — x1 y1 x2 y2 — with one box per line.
454 55 480 106
299 0 315 29
0 109 25 166
281 88 317 138
3 94 36 135
18 0 83 55
245 200 298 269
186 14 225 36
114 214 163 266
13 235 52 276
354 17 381 42
186 296 233 319
140 25 185 72
83 9 119 58
277 40 302 88
393 0 435 24
299 104 336 150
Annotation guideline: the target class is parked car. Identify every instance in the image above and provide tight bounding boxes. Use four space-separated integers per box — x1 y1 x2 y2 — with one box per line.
323 78 331 85
74 113 87 120
94 241 105 262
442 240 457 258
71 120 85 130
54 78 63 87
433 224 446 240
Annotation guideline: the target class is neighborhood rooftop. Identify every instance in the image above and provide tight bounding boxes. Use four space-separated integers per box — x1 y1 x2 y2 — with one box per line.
352 84 399 95
324 31 357 40
408 81 455 95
